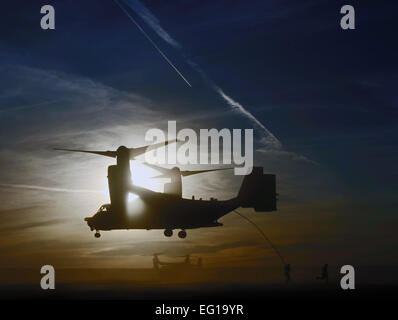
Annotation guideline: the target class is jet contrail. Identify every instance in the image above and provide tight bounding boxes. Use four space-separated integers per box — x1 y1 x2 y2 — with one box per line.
122 0 281 149
113 0 192 87
216 87 282 149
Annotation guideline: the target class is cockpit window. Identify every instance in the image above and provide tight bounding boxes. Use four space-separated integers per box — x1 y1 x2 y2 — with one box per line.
98 204 111 213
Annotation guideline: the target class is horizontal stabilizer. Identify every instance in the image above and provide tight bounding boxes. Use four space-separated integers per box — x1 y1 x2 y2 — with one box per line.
238 167 277 212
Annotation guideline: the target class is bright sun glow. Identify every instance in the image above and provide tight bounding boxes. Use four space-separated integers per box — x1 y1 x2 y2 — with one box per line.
128 161 163 201
102 161 166 202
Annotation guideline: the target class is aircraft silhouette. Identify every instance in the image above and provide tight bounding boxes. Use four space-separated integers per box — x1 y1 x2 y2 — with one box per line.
56 142 277 238
153 253 202 270
145 163 233 197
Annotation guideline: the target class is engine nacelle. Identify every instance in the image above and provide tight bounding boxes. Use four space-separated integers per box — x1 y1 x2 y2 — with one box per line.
108 165 129 215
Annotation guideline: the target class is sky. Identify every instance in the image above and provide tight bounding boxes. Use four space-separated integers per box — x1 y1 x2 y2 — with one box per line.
0 0 397 279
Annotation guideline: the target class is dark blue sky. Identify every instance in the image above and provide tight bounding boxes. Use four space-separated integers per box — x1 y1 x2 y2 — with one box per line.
2 0 397 193
0 0 397 268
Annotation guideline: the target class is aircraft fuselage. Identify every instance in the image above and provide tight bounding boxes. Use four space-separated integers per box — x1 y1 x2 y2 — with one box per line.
85 196 239 232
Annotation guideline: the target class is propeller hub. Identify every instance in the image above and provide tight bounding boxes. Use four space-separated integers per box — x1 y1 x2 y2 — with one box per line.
116 145 128 154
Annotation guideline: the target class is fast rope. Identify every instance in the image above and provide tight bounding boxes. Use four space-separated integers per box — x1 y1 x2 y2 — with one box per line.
233 210 286 266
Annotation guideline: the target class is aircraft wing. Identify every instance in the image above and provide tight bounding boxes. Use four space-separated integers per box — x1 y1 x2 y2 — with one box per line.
129 139 178 159
128 184 166 200
54 148 117 158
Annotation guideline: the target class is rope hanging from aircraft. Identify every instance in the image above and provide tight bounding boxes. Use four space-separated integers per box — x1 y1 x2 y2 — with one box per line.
233 210 286 266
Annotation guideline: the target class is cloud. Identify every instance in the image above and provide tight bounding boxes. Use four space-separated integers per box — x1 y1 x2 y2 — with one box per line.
119 0 281 150
0 207 45 227
0 65 164 205
0 99 61 114
0 64 166 151
0 65 157 127
216 87 282 149
122 0 181 49
0 183 102 194
0 219 64 233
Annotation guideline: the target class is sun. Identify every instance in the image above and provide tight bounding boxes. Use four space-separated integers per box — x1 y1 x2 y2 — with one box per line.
128 160 164 201
101 160 165 202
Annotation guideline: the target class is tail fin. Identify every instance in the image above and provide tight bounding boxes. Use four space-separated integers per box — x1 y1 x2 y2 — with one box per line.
238 167 277 212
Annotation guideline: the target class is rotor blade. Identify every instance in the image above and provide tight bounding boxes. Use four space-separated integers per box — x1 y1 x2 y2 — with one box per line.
145 164 233 177
54 148 117 158
129 139 178 159
144 163 176 176
180 167 233 177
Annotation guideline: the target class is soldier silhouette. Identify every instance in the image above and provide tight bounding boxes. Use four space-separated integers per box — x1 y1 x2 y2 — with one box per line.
316 264 328 283
284 264 291 284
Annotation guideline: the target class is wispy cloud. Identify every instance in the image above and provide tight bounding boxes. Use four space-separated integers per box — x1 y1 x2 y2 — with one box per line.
0 65 163 199
0 99 62 114
122 0 181 48
216 87 282 149
0 183 103 194
120 0 280 149
0 219 64 233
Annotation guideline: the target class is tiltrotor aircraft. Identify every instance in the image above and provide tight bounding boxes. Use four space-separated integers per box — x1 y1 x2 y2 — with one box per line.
56 141 277 238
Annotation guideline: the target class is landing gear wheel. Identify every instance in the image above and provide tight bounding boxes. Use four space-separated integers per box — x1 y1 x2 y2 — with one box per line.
94 232 101 238
164 229 173 237
178 230 187 239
